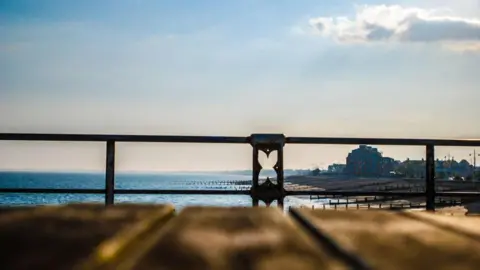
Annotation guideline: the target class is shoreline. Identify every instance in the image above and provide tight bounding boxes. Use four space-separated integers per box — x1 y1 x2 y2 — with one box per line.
284 175 480 216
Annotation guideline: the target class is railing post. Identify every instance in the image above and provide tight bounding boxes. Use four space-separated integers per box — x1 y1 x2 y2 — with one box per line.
249 134 285 209
252 146 260 190
105 140 115 206
425 144 435 211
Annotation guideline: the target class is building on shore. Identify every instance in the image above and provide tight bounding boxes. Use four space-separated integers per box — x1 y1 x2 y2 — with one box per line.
396 159 426 178
345 145 398 177
394 158 473 179
435 159 472 179
327 163 346 174
332 145 477 179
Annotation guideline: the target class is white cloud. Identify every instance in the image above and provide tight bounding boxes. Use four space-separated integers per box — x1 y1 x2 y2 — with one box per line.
309 5 480 50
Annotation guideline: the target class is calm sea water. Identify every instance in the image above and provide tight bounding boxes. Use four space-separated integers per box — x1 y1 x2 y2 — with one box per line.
0 171 310 209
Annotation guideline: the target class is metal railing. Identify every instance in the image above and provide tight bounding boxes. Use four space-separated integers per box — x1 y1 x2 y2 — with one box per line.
1 133 480 211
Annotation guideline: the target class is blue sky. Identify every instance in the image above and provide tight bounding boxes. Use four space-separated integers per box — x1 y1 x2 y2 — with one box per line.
1 0 479 171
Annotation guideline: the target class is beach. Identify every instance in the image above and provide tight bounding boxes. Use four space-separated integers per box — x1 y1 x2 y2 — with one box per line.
284 175 480 215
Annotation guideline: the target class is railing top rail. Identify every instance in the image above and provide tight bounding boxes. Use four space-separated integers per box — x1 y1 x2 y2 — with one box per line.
286 137 480 146
1 133 480 146
0 133 249 144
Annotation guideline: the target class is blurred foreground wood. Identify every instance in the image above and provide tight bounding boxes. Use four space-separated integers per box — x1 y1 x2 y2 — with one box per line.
0 204 479 270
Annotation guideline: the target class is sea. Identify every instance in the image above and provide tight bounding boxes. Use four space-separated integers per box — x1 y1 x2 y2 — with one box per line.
0 171 314 209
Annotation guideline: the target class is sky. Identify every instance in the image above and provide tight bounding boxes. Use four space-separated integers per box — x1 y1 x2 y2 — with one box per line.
1 0 480 172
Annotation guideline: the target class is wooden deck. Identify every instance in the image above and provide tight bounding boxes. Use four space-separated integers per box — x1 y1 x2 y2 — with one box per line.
1 204 479 270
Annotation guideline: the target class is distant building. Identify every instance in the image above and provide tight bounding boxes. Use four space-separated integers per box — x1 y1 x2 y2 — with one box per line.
327 164 346 174
396 159 473 179
345 145 385 177
397 159 426 178
436 159 472 178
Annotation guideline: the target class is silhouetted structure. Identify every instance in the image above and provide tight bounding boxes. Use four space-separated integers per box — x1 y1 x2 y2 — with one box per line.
394 158 473 179
396 159 426 178
327 163 346 174
345 145 383 177
381 157 398 175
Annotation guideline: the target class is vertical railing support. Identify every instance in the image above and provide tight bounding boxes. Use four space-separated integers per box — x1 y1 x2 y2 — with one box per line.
276 145 285 208
252 145 260 207
249 134 285 209
425 144 435 211
105 140 115 206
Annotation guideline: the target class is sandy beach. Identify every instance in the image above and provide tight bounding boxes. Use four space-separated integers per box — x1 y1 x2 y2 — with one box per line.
284 175 480 215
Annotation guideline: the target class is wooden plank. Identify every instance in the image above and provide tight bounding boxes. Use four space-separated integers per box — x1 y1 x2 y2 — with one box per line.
122 207 347 270
0 203 174 270
0 206 39 215
294 208 480 270
402 212 480 241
